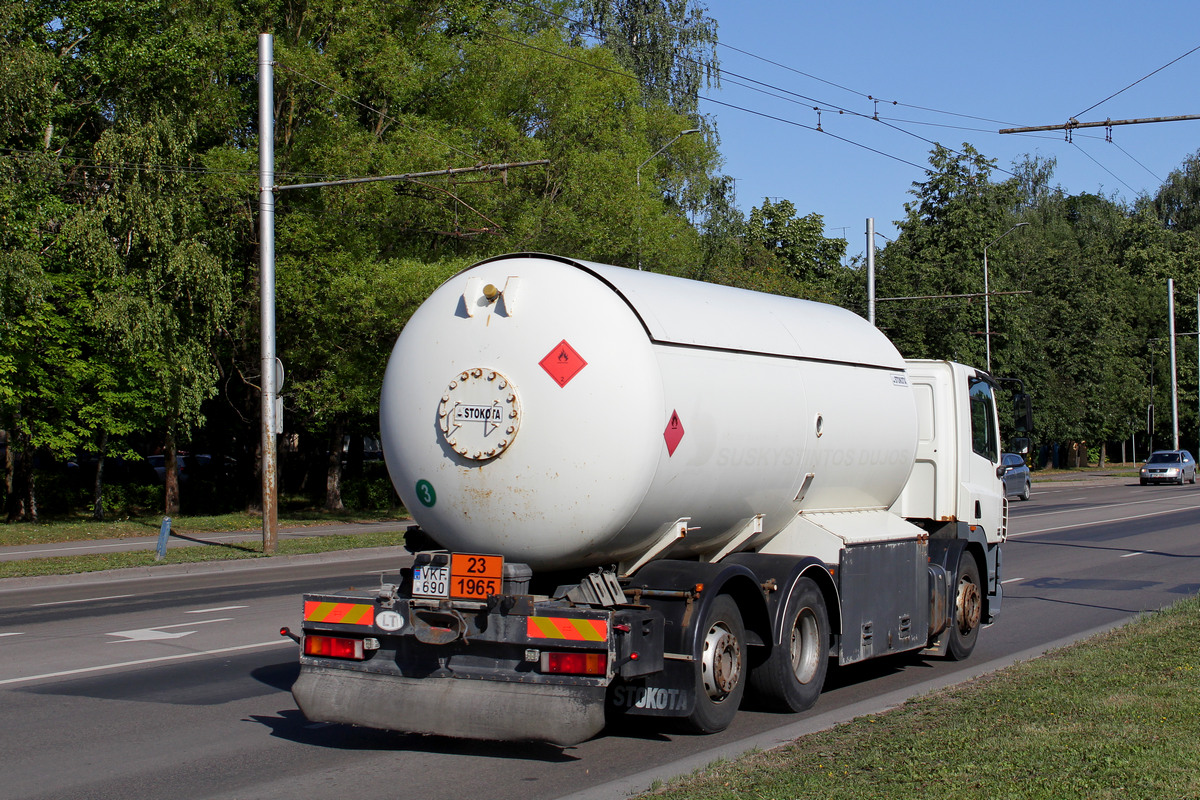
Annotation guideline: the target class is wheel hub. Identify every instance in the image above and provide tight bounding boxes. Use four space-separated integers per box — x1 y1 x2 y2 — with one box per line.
789 607 821 685
701 622 743 700
955 575 982 634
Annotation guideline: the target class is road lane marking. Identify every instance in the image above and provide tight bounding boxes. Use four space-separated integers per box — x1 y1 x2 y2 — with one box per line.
185 606 247 614
0 639 294 687
1121 551 1146 558
1001 577 1025 584
107 618 232 642
0 632 25 638
33 594 134 607
1009 502 1200 537
1016 496 1200 522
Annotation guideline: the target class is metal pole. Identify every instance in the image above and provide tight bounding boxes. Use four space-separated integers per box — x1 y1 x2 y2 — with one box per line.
1196 291 1199 455
866 218 875 325
636 128 699 270
258 33 278 554
982 223 1028 374
984 247 993 371
1169 279 1179 450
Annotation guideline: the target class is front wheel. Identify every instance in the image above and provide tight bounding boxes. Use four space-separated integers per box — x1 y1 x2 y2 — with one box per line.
748 577 829 713
947 551 982 661
1019 480 1031 501
684 594 746 734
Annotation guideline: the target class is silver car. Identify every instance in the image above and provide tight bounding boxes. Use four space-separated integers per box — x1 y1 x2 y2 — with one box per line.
1139 450 1197 485
1001 453 1031 500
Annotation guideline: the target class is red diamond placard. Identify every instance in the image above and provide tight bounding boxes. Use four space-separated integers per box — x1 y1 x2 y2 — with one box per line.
540 339 588 387
664 410 685 456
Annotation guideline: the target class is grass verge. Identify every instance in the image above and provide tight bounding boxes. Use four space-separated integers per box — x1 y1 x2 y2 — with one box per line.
0 529 408 579
639 595 1200 800
0 508 403 548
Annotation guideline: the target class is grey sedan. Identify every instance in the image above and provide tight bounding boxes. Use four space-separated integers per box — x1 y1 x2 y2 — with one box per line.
1001 453 1031 500
1139 450 1197 485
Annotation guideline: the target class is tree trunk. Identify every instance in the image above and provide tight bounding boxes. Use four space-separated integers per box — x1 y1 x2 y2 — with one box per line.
3 428 11 519
93 430 108 521
6 430 36 523
325 422 345 512
164 430 181 516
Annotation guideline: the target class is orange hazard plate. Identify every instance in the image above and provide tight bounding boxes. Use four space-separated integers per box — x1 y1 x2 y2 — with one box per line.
449 553 503 600
413 553 504 601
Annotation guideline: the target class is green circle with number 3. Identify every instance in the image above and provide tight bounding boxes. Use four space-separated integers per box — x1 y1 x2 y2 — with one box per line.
414 479 437 508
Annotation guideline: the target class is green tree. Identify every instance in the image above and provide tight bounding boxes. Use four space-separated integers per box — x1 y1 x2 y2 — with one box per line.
1152 149 1200 236
571 0 718 117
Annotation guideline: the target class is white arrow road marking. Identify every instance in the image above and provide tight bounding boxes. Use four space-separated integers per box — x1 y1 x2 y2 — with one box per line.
106 618 232 643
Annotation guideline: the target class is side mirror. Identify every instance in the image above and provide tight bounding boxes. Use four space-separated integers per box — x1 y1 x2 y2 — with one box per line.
1013 393 1033 434
1009 436 1031 455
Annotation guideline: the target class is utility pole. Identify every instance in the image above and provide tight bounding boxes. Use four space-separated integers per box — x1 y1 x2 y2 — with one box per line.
983 223 1028 373
1169 279 1179 450
256 33 548 553
866 218 875 325
258 33 278 554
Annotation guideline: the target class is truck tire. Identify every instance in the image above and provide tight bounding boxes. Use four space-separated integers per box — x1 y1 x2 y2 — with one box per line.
685 594 746 734
748 577 829 713
947 551 982 661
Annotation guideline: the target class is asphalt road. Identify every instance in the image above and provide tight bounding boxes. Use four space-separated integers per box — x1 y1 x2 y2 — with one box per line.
1 478 1197 800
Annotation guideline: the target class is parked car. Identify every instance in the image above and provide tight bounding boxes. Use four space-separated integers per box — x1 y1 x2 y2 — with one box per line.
1001 452 1031 500
1139 450 1197 485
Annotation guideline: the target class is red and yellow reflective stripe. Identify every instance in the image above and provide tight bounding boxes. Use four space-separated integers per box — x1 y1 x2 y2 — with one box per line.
526 616 607 642
304 601 374 626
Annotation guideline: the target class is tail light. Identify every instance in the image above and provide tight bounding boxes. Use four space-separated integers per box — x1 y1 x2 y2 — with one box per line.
540 651 607 676
304 634 365 660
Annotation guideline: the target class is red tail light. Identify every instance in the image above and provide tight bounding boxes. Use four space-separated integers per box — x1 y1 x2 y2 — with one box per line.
541 651 607 676
304 634 365 660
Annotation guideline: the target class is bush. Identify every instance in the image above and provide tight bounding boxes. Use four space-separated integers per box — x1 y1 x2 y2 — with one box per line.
100 482 166 517
340 461 402 512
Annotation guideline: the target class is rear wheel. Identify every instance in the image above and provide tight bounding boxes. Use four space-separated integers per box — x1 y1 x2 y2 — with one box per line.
947 551 982 661
684 594 746 734
748 577 829 713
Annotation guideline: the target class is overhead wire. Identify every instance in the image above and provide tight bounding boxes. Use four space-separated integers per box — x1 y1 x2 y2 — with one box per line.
1069 141 1140 196
1075 43 1200 119
503 2 1189 200
497 1 1004 176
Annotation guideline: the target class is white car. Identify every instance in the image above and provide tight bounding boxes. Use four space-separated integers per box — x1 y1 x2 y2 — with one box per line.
1139 450 1197 485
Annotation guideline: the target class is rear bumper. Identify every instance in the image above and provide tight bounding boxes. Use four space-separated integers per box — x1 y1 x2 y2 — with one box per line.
292 664 607 746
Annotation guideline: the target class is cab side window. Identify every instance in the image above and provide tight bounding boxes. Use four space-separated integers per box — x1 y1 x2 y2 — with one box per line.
969 378 998 463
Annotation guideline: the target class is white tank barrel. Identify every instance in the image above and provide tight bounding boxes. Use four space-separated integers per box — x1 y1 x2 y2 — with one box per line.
380 254 918 570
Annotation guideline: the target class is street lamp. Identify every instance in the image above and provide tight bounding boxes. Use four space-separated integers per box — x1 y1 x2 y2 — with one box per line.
636 128 700 270
636 128 700 187
982 222 1028 372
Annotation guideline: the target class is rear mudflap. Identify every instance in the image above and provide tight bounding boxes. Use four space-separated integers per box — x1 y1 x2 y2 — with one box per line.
293 664 606 746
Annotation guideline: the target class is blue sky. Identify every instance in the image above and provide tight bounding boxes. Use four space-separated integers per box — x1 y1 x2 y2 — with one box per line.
698 0 1200 253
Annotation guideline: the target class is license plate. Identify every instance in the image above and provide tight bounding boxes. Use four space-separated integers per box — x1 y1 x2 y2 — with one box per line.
412 554 503 601
412 564 450 598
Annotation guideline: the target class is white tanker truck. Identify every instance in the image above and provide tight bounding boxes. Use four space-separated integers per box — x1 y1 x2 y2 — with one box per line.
286 253 1031 745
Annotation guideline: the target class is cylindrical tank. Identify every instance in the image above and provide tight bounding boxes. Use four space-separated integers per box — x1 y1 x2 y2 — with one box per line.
380 254 918 570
